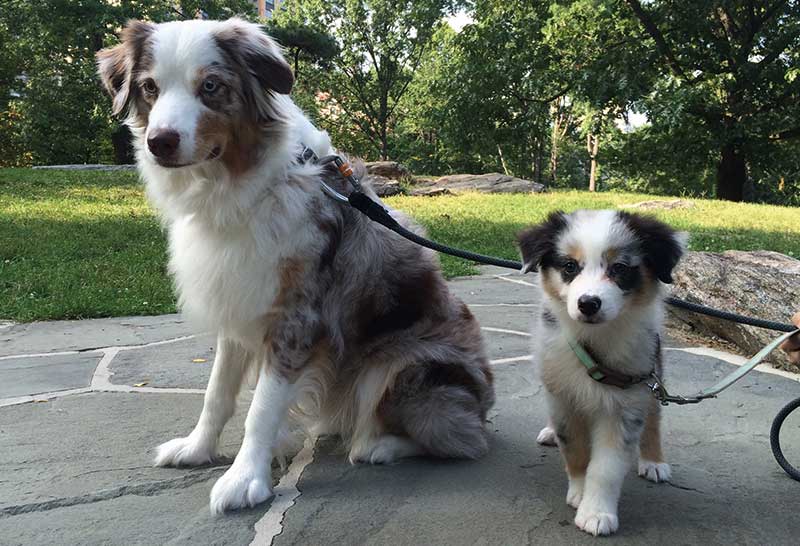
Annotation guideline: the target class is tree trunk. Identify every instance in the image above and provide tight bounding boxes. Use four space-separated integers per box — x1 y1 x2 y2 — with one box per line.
587 133 599 192
111 125 134 164
716 143 746 201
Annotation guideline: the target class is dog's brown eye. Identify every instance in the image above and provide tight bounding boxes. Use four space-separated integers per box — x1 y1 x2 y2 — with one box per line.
610 263 629 276
563 260 579 275
202 78 218 94
142 79 158 95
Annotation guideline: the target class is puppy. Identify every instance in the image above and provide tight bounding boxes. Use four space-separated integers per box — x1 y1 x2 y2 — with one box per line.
517 210 686 536
97 18 494 514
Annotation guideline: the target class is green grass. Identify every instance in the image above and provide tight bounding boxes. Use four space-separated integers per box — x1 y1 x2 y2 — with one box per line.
1 167 798 322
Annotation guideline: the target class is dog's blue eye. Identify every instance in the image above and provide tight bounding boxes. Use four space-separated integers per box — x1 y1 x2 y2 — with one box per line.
563 260 579 275
202 79 218 93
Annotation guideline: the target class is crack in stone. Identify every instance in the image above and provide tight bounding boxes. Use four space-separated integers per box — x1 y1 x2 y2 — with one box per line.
0 468 223 518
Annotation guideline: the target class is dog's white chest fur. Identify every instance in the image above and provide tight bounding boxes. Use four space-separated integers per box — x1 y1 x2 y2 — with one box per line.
168 214 283 340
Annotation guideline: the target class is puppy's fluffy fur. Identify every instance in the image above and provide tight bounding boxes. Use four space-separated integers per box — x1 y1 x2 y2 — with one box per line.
518 210 686 536
97 18 494 514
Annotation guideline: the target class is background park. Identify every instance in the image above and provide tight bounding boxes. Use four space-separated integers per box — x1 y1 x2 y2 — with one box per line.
2 2 800 544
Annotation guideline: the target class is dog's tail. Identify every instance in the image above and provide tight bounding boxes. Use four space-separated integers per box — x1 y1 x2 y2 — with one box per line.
379 362 491 460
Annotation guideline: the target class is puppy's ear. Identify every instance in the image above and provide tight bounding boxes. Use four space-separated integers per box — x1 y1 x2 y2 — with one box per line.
215 19 294 96
619 211 687 284
96 20 154 116
517 211 568 274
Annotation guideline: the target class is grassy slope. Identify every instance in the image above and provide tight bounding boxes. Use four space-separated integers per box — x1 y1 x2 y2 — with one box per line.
1 168 798 322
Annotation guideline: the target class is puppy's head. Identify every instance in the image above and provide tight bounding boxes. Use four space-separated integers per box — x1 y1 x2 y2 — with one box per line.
517 210 687 325
96 18 293 171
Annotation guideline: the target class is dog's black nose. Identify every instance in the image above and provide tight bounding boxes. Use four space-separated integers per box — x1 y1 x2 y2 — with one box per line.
147 130 181 159
578 295 602 316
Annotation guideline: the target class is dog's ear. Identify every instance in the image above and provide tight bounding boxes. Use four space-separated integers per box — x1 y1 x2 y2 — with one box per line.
618 211 687 284
96 20 154 116
215 19 294 96
96 43 131 115
517 211 568 274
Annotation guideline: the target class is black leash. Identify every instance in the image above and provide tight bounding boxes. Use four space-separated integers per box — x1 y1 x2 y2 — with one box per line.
307 150 794 332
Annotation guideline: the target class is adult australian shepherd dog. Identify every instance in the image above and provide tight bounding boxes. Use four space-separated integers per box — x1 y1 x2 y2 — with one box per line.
518 210 686 536
97 18 494 514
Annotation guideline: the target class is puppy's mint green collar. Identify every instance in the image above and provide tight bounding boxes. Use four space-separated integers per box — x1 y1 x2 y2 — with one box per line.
565 335 651 389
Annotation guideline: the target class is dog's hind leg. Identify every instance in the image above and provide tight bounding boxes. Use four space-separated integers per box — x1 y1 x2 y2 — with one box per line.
154 335 251 467
638 400 671 483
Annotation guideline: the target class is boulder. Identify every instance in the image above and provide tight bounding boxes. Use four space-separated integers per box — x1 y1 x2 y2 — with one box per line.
364 161 411 180
418 173 546 195
622 199 695 210
667 250 800 367
364 174 403 197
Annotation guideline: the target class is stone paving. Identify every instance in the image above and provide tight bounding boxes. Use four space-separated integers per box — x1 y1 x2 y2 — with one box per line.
1 269 799 545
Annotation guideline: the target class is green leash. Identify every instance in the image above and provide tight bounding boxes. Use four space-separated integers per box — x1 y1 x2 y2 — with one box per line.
567 329 800 405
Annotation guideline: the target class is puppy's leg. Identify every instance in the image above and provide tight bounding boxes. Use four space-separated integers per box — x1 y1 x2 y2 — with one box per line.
638 399 671 483
549 395 589 508
155 335 250 467
209 364 293 514
575 409 645 536
537 421 558 446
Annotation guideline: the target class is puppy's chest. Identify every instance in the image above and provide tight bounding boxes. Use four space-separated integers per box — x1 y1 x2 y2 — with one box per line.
539 336 649 408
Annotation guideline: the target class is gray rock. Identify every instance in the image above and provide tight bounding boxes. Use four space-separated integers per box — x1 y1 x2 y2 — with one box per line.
364 161 410 180
622 199 696 210
420 173 545 194
668 250 800 366
32 164 136 171
364 174 403 197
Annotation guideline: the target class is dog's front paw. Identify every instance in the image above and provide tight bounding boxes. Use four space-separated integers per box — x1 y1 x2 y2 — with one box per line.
574 507 619 536
638 460 672 483
154 434 218 467
209 464 273 515
536 426 557 446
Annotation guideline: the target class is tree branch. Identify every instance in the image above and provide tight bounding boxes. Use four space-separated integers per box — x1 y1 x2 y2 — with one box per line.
623 0 686 79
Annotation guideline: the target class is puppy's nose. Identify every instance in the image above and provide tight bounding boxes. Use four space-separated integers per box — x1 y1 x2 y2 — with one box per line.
578 295 602 316
147 130 180 159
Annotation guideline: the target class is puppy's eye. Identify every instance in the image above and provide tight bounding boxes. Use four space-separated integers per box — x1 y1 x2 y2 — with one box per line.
141 79 158 95
202 78 219 94
610 263 629 276
563 260 579 275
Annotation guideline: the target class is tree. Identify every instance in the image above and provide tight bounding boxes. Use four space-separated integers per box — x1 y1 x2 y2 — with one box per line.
273 0 460 160
551 0 800 201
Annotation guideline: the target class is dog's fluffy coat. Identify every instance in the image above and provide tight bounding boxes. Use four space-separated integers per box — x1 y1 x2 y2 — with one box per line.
518 209 686 536
97 18 493 514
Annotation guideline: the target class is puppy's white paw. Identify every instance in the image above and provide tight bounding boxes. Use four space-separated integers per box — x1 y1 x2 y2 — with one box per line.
349 435 422 465
209 464 272 514
566 478 584 509
154 435 218 467
575 508 619 536
536 426 557 446
638 460 672 483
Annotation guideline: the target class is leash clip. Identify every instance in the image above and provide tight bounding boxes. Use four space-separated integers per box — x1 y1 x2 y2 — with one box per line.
648 373 706 406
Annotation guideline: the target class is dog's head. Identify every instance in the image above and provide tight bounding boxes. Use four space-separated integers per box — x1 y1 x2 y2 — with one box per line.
96 18 293 172
517 210 687 325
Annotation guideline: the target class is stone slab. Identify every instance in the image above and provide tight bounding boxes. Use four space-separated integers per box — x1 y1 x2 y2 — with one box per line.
1 315 194 357
0 353 100 398
110 335 216 390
